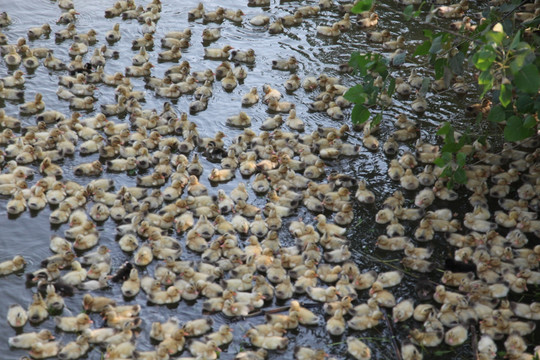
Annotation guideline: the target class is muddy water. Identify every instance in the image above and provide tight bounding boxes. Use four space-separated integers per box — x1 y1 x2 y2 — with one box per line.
0 0 526 359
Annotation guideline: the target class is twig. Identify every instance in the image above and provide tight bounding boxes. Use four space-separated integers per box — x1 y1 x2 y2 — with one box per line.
471 322 478 360
382 308 402 360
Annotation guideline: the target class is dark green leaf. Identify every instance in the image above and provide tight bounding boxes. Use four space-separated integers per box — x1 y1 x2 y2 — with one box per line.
351 0 373 14
514 64 540 94
387 77 396 97
504 116 535 141
523 115 536 128
372 113 382 126
446 179 455 189
509 30 521 50
499 83 513 108
414 41 432 56
413 2 424 17
440 165 453 177
436 122 452 136
456 153 467 167
423 29 433 39
433 157 446 167
515 95 534 113
478 70 494 97
434 58 446 79
442 142 462 152
454 167 467 184
351 104 371 124
487 104 506 123
344 84 366 103
349 52 369 75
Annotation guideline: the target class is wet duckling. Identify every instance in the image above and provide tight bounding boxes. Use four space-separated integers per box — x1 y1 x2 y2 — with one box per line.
245 329 288 350
411 93 428 113
8 329 54 349
105 23 122 42
272 56 298 71
317 23 341 37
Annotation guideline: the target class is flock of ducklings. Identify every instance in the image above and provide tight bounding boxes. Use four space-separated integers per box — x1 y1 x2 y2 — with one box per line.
1 0 540 359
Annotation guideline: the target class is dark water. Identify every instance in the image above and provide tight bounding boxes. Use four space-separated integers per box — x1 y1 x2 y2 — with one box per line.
1 0 535 359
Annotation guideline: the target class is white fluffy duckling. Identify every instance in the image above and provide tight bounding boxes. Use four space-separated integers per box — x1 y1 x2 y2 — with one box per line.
205 44 233 59
272 56 298 71
357 12 379 28
227 111 251 127
221 70 237 90
7 303 27 327
29 341 61 359
242 87 259 106
8 329 54 349
105 23 122 42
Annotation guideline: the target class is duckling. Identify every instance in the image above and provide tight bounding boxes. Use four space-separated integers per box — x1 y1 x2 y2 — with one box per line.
347 337 371 360
7 303 27 327
317 23 341 37
204 44 233 59
411 93 428 113
55 313 93 332
105 23 122 42
221 70 237 90
19 92 45 114
367 29 391 43
272 56 298 71
357 12 379 28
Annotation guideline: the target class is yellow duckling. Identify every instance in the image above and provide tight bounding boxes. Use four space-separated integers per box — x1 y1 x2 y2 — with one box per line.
55 313 93 332
347 337 371 360
105 23 122 42
74 160 103 176
267 98 295 113
369 281 396 307
29 341 61 359
4 45 21 66
358 12 379 28
20 93 45 114
205 44 233 59
226 111 251 127
317 23 341 36
367 29 391 43
272 56 298 71
0 254 26 276
411 93 428 113
221 70 237 90
245 329 288 350
306 286 339 302
383 35 406 50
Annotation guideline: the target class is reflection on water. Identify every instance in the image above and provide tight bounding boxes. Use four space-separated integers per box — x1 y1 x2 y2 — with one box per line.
0 0 527 359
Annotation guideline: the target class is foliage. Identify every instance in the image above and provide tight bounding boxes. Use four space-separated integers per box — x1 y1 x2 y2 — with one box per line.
345 0 539 188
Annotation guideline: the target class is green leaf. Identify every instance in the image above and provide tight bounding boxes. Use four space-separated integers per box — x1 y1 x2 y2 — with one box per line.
434 58 446 79
487 104 506 123
478 70 494 97
504 116 535 141
509 30 521 50
429 35 443 54
436 122 452 136
423 29 433 40
413 2 425 17
349 52 369 75
499 83 513 108
523 115 536 128
414 41 432 56
344 84 367 103
351 104 371 124
514 64 540 94
387 77 396 97
472 46 496 71
440 165 453 177
516 95 534 113
486 25 505 45
403 5 414 20
453 167 467 184
456 153 467 167
372 113 382 126
351 0 374 14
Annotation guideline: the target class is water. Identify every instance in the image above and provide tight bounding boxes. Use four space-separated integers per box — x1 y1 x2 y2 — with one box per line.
1 0 537 359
